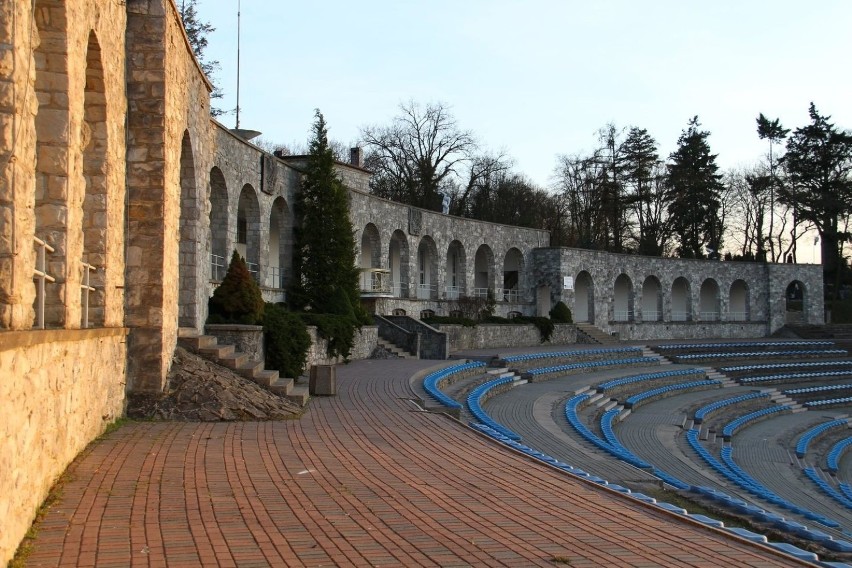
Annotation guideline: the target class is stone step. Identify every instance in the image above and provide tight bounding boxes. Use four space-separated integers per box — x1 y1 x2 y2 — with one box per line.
236 359 266 380
252 369 280 388
178 334 218 351
199 344 235 359
219 352 251 370
488 367 510 375
286 384 309 406
269 377 294 396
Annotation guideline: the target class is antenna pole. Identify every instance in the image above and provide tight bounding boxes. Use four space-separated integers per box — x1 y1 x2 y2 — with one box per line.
235 0 241 128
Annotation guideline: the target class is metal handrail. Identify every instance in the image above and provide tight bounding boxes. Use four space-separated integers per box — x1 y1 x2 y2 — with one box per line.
33 237 56 329
81 261 96 328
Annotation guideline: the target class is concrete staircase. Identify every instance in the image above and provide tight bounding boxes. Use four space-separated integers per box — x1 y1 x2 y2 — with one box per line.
178 333 309 406
575 322 620 345
376 337 416 359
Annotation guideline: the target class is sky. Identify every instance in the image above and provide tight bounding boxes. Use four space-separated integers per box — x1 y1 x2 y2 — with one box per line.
199 0 852 192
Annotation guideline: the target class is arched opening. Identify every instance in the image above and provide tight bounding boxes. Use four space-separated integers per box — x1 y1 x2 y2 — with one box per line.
536 285 551 317
177 131 198 327
359 223 382 292
32 0 70 328
503 248 525 302
729 279 750 321
267 197 290 289
445 240 466 299
208 167 229 281
641 276 662 322
389 230 409 298
786 280 806 323
574 271 594 323
416 236 438 300
671 277 692 321
237 184 260 281
613 274 633 321
81 31 107 328
699 279 720 321
473 244 494 299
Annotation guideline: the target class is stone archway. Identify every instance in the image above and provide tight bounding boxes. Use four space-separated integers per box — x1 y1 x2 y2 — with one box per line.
267 197 290 289
699 279 720 321
613 273 633 321
786 280 806 324
474 244 494 299
208 167 229 281
416 236 439 300
730 279 750 321
671 277 692 321
503 248 524 302
237 184 260 280
389 230 409 298
177 131 198 327
445 240 467 300
641 276 662 322
575 271 594 323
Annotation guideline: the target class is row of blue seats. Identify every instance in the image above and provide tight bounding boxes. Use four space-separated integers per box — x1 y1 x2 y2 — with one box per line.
676 349 847 360
840 482 852 503
656 340 834 350
806 396 852 408
828 437 852 473
694 392 768 423
422 361 485 409
687 431 842 530
803 467 852 511
466 375 522 441
784 383 852 395
528 357 657 376
599 408 655 470
597 368 703 392
624 380 720 409
721 360 852 373
795 419 848 458
741 370 852 385
502 346 641 363
722 405 790 438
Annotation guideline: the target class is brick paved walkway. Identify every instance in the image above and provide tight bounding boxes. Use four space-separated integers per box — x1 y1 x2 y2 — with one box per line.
25 358 812 567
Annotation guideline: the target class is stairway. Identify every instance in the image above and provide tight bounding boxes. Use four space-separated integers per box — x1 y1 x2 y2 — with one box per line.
376 337 416 359
575 322 620 345
178 333 309 406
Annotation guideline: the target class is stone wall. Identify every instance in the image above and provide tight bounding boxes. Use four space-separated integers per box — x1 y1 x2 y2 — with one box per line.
435 323 577 351
0 328 127 565
305 325 378 367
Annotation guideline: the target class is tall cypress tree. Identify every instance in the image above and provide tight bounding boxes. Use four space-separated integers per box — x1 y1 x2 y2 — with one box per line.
289 111 362 317
666 117 724 258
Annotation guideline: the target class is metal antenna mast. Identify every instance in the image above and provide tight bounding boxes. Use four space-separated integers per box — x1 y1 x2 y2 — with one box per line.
235 0 241 128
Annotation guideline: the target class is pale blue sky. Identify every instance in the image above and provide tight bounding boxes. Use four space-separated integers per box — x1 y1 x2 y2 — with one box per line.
200 0 851 189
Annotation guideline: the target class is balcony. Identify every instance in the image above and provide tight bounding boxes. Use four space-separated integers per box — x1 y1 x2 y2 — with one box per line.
360 268 393 298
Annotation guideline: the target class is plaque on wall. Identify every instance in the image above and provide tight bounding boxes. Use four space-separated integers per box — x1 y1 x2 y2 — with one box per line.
261 154 278 195
408 208 422 236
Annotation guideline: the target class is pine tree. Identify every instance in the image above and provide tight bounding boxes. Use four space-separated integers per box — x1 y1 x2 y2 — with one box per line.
290 111 362 318
208 251 264 324
666 117 724 258
621 127 665 255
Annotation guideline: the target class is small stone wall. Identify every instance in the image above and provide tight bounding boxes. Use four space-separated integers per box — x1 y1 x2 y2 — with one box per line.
306 325 378 367
0 329 127 565
610 321 769 341
205 324 265 361
435 323 577 352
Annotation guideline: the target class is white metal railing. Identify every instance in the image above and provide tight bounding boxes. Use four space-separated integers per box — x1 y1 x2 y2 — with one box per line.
445 286 462 300
211 253 226 281
613 310 633 322
671 311 690 322
728 311 749 322
643 310 661 321
246 260 259 282
33 237 56 329
417 283 436 300
700 311 720 322
502 288 521 302
360 268 391 294
81 260 96 328
472 287 490 299
267 266 284 289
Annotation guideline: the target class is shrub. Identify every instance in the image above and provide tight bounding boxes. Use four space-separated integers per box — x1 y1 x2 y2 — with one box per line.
300 312 357 360
208 251 264 324
263 303 310 378
422 315 477 327
549 301 573 324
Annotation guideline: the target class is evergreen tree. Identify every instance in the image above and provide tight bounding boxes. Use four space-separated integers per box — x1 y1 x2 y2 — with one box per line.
780 103 852 294
290 110 362 318
756 113 789 261
208 251 264 324
621 127 666 255
178 0 226 116
665 117 724 258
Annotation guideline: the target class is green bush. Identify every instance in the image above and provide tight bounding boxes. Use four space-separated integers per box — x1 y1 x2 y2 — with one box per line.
263 303 310 378
549 301 573 323
515 315 554 343
300 312 357 360
423 315 477 327
208 251 264 324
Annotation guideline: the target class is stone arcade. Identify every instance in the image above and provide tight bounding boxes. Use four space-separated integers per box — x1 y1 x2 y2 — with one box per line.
0 0 823 562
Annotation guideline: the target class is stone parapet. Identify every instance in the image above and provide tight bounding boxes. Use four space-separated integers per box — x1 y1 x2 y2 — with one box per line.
435 323 576 351
306 325 378 367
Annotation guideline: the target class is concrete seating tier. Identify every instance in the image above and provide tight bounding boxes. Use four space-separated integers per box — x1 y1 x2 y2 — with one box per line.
422 361 486 409
722 406 790 439
525 357 659 382
498 347 643 370
596 368 704 393
599 409 655 471
795 419 848 458
828 437 852 473
720 360 852 376
783 383 852 397
802 467 852 510
672 349 848 363
805 396 852 409
655 340 835 352
694 392 769 424
739 370 852 385
466 375 522 441
624 380 721 410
